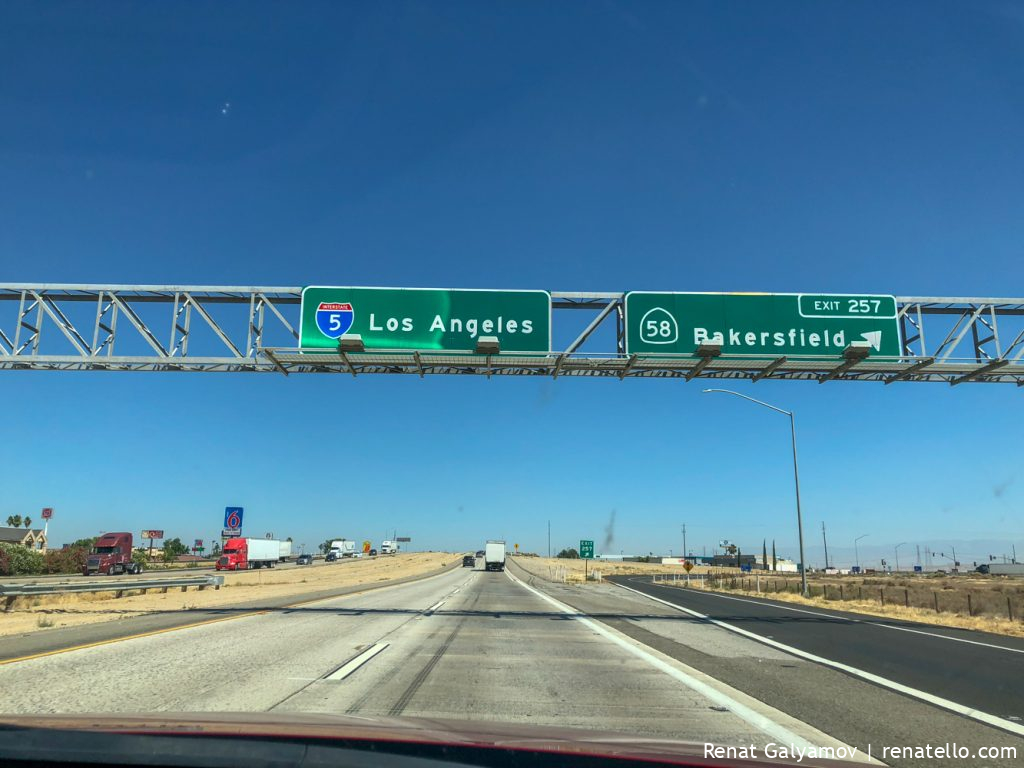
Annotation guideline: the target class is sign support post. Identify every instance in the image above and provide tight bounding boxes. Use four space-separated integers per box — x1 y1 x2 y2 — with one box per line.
579 539 594 581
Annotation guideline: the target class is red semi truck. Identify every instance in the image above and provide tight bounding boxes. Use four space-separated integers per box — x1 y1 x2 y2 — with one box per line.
216 537 280 571
83 532 144 576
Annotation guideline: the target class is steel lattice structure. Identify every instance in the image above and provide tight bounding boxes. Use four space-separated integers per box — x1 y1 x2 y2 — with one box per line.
1 284 1022 385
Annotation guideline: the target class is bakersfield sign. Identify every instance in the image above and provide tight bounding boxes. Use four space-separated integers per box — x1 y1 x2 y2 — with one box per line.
300 287 551 353
625 292 901 357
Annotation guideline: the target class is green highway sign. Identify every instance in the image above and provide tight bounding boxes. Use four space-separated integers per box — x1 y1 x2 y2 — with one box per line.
300 287 551 353
624 292 901 357
579 540 594 559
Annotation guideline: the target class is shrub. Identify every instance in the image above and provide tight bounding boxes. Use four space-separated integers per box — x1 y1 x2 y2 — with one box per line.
0 542 45 576
43 546 88 574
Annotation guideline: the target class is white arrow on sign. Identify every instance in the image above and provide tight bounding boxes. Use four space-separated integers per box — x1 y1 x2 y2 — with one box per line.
860 331 882 351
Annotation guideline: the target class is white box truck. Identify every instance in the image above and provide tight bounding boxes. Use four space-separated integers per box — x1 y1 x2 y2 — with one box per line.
380 540 398 555
484 540 506 571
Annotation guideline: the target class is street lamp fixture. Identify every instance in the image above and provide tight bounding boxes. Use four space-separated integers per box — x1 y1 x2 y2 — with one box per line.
696 343 722 358
702 388 808 597
854 534 870 570
894 542 908 573
842 341 871 360
476 336 500 354
339 334 365 353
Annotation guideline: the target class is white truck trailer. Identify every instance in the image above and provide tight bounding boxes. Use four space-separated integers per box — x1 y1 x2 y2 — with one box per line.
484 540 506 572
278 540 293 562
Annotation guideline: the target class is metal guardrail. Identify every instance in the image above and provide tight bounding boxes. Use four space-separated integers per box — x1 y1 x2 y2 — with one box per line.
0 575 224 610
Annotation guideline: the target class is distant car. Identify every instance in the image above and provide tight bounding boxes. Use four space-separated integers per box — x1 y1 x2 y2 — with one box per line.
475 550 485 558
296 554 313 565
462 555 475 568
325 551 338 562
369 549 378 556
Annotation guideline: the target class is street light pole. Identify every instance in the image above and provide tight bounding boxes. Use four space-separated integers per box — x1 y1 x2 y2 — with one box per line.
821 521 830 570
894 542 907 573
703 389 808 597
855 534 869 570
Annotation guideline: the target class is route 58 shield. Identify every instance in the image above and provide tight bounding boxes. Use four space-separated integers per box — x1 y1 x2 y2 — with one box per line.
315 302 354 339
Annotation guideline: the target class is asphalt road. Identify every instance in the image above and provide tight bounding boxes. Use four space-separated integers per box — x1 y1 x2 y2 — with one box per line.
1 561 1021 767
608 576 1024 723
0 562 857 755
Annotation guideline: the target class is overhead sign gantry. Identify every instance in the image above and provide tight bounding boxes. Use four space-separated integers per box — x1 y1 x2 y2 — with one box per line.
0 283 1021 385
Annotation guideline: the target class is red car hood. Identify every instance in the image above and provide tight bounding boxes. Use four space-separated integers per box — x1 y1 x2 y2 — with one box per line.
0 712 866 767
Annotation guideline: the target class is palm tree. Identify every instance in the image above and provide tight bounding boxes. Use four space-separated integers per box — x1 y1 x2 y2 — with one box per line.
7 514 22 528
5 515 14 527
23 516 32 529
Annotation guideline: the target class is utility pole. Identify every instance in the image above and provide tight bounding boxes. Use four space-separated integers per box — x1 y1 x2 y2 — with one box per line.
916 544 921 567
821 521 830 569
547 520 551 559
682 524 687 560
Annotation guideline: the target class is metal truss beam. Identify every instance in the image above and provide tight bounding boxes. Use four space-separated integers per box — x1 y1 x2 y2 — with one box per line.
1 285 1022 385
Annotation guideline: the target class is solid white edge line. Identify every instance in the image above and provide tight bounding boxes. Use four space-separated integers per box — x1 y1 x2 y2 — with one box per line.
503 570 831 753
325 642 390 680
660 583 1024 654
614 581 1024 738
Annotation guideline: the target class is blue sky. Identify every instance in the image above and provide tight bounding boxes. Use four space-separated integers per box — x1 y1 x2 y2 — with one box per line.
1 1 1021 568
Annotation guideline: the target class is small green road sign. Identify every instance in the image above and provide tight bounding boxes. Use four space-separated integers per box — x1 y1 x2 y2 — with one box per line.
300 286 551 352
624 292 900 357
579 540 594 559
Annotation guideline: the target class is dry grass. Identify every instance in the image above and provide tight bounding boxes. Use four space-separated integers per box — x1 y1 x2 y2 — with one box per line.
0 553 451 638
512 556 730 583
681 581 1024 638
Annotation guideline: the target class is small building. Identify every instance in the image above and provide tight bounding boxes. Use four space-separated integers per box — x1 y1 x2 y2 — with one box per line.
0 527 47 553
711 554 759 568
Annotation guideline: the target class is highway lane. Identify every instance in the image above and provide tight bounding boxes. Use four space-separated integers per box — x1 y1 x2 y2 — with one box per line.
0 561 460 663
0 562 852 752
608 576 1024 726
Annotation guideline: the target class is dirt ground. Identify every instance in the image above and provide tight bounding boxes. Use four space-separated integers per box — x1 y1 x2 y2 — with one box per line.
511 556 724 583
0 553 452 638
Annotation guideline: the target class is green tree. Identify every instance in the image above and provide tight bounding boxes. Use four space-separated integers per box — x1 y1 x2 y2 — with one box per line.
23 516 32 529
556 547 579 559
162 537 189 562
71 537 99 550
6 515 22 528
319 540 332 555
